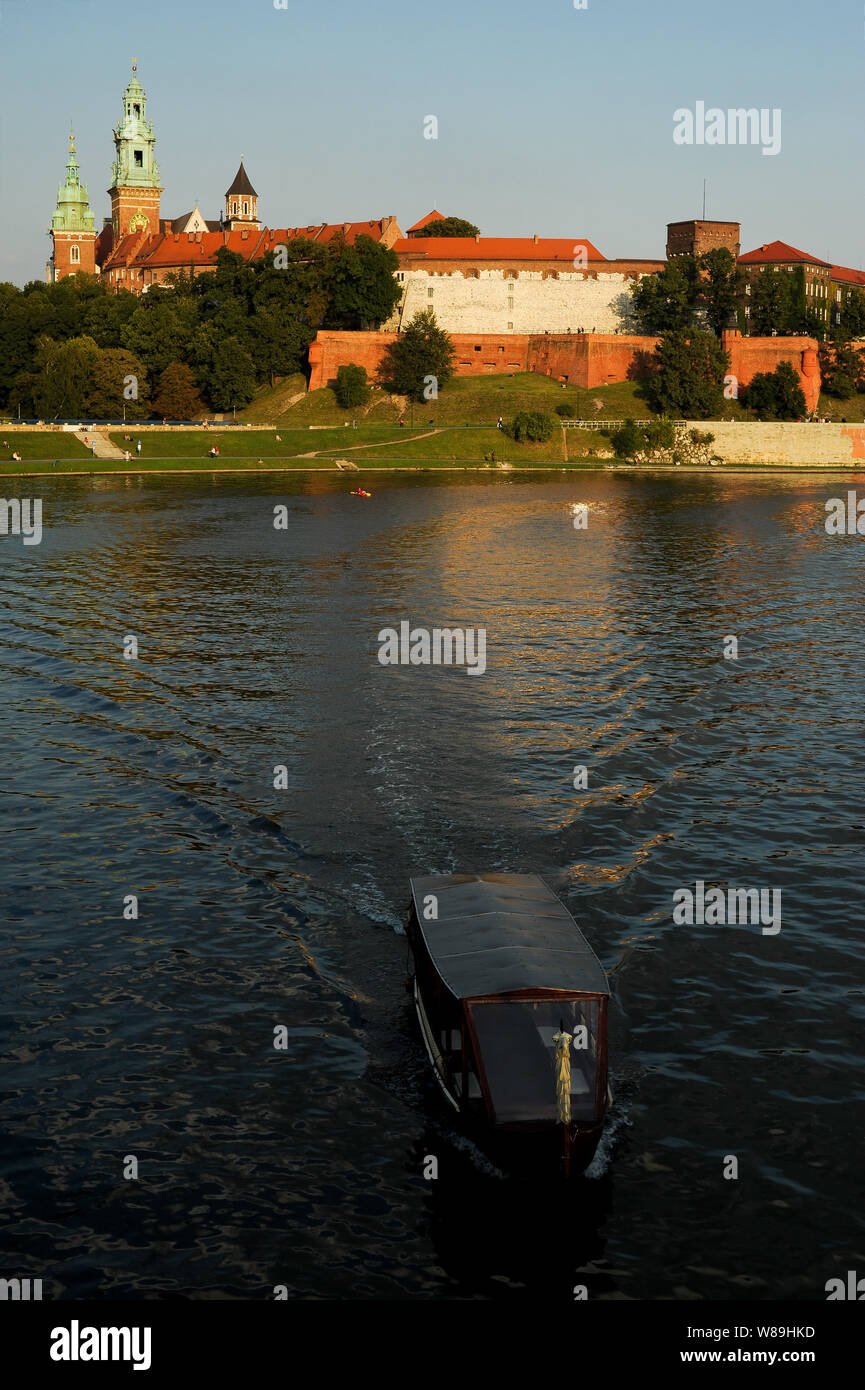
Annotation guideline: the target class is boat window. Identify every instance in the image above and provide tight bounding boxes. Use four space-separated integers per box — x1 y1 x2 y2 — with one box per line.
467 998 600 1122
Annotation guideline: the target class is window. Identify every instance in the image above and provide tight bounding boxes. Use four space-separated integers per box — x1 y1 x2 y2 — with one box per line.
507 322 513 329
232 201 238 215
508 282 515 291
467 998 601 1123
507 297 514 311
70 245 80 263
134 149 143 167
242 201 248 216
133 104 140 117
427 288 434 298
474 345 481 352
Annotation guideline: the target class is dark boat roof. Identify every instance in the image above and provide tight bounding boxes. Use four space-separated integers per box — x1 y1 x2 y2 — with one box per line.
409 873 609 1001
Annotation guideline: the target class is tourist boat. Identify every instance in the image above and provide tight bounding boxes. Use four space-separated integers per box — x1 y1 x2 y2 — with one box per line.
405 873 611 1176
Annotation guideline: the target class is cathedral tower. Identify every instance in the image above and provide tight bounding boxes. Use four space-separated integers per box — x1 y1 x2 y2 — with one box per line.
224 161 260 230
47 129 97 282
108 62 162 242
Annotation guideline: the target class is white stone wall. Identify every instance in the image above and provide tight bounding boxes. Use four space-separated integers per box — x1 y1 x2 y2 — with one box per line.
384 268 642 334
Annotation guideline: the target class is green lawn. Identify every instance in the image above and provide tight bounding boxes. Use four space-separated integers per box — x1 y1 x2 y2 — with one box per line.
107 426 409 458
0 432 92 470
238 371 663 430
816 391 865 422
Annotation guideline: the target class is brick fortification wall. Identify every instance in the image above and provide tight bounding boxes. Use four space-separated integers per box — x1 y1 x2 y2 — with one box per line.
307 329 821 410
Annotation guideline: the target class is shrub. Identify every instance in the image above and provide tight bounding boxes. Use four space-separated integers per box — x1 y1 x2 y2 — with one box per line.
555 401 575 418
506 410 556 442
334 363 370 409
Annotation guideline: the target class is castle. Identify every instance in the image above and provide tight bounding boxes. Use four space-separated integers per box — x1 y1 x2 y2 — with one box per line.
47 65 401 290
46 65 863 414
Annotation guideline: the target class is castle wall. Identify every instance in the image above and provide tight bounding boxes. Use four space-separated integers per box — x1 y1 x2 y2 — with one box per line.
307 329 822 410
385 269 644 336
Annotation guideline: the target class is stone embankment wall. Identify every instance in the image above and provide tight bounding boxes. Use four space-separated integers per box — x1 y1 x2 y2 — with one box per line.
692 421 865 466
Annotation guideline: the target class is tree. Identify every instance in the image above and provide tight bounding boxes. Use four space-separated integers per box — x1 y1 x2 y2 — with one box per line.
699 248 746 336
648 330 728 418
379 308 455 401
837 287 865 340
408 216 480 238
323 235 402 329
748 269 793 336
26 334 100 418
86 348 150 418
122 297 195 378
742 361 806 419
334 364 370 408
629 256 699 334
505 411 556 443
205 335 256 411
819 341 859 399
153 362 206 419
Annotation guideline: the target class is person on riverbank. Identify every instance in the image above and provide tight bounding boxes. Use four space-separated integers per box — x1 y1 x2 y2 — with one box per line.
136 440 142 456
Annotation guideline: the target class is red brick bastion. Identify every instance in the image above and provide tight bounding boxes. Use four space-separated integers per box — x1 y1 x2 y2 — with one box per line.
308 329 821 412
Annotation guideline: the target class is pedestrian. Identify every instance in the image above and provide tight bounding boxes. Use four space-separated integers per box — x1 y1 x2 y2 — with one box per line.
497 416 503 429
124 450 131 463
136 439 142 455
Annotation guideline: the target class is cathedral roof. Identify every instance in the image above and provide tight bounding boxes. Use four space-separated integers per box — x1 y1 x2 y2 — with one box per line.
225 161 257 198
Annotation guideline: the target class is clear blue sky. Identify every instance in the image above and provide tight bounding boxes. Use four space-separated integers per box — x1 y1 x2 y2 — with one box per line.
1 0 863 285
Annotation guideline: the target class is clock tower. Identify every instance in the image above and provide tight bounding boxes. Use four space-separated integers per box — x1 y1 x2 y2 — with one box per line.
108 62 162 242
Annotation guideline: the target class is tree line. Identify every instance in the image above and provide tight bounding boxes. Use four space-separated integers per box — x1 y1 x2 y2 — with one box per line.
0 234 402 418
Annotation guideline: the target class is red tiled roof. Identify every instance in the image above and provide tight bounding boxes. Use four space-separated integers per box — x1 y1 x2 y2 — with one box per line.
739 240 831 268
406 210 446 233
394 236 607 261
103 220 394 273
831 263 865 288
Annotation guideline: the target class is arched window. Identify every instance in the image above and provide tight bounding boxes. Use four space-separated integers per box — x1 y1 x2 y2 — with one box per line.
242 201 248 216
70 245 80 264
232 201 238 216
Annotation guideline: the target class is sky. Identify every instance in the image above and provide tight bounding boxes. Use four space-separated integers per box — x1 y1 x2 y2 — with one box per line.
1 0 863 286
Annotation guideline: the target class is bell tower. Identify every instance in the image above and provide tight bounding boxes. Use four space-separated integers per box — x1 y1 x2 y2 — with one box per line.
47 129 97 282
224 160 260 231
108 61 162 242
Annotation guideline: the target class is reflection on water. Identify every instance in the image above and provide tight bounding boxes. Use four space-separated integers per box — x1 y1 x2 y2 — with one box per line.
1 469 863 1300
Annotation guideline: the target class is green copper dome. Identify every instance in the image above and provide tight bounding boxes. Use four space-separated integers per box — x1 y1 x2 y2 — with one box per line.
51 130 95 233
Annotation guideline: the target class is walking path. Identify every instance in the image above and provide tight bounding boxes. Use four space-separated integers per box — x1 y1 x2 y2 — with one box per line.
73 429 126 461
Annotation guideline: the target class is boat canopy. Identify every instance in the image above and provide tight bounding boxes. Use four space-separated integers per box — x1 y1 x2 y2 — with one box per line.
408 873 609 1001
